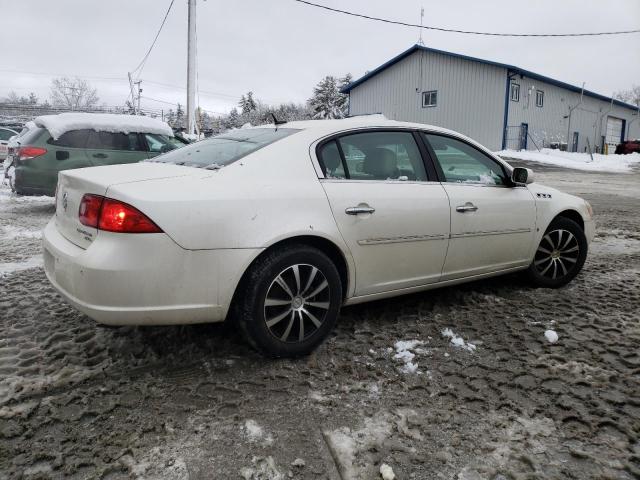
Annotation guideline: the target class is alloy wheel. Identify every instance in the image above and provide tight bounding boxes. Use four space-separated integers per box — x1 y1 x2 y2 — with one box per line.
264 264 330 343
534 229 580 280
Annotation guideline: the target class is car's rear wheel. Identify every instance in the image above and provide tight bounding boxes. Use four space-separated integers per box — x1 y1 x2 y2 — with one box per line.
235 244 342 357
526 217 587 288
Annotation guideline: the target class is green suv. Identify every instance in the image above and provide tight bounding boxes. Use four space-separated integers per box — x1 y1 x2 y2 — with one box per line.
8 126 187 196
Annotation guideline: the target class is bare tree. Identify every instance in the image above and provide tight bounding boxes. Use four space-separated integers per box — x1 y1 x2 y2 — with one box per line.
50 77 99 110
614 85 640 107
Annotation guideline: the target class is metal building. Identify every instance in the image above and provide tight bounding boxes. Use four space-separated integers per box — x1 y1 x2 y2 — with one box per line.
342 45 640 153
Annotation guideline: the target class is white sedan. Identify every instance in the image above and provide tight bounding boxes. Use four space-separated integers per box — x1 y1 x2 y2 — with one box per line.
43 117 594 357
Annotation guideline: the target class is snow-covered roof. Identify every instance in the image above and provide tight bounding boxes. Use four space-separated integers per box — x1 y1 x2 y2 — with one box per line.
34 113 174 140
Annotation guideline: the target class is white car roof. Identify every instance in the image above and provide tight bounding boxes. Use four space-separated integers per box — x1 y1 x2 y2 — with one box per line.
255 115 468 140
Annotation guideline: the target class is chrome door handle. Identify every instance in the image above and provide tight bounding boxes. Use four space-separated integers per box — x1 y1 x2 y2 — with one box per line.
456 202 478 213
345 205 375 215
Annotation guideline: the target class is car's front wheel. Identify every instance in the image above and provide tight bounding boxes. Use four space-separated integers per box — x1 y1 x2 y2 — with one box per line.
527 217 587 288
235 244 342 357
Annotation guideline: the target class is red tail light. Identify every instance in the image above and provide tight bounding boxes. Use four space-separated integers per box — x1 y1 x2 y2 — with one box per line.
78 194 103 228
78 194 163 234
18 146 47 161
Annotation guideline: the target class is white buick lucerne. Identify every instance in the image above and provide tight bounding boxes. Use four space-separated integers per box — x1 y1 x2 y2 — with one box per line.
43 116 594 357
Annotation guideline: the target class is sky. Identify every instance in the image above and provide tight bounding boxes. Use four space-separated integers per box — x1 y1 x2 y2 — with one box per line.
1 0 639 116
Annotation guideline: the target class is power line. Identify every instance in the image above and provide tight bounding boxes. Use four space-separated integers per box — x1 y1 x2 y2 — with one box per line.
131 0 175 76
141 95 225 115
292 0 640 37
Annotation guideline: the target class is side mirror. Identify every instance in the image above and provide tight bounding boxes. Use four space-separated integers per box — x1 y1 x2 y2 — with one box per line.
56 150 69 161
512 167 534 185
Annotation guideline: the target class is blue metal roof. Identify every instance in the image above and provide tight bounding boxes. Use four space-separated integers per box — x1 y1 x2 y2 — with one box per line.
341 44 638 111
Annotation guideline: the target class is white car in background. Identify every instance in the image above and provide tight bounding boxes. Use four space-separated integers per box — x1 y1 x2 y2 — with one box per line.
0 126 19 161
3 122 35 188
43 116 595 357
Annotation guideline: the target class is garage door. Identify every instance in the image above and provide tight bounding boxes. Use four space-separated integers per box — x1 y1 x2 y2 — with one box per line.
605 116 623 153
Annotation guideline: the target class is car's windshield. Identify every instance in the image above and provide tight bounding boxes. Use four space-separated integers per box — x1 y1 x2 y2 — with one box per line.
147 128 299 168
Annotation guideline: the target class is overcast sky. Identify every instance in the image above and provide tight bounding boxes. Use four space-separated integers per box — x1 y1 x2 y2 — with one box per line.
2 0 639 115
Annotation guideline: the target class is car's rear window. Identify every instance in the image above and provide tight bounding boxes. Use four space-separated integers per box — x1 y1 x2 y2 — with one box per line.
148 128 299 168
15 126 45 145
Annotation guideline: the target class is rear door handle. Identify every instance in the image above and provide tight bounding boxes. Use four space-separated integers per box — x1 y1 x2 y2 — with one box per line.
456 202 478 213
92 153 108 159
345 205 375 215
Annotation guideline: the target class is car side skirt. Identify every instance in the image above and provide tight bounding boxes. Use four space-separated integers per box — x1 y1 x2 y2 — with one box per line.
343 264 529 306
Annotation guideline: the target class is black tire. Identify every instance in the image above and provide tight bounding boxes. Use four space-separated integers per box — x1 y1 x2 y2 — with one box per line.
526 217 588 288
234 244 342 358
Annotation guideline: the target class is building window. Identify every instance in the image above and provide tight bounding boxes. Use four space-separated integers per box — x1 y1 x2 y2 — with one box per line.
510 83 520 102
536 90 544 107
422 90 437 108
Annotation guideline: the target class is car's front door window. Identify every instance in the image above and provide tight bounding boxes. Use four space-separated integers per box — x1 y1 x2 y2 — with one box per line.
318 131 428 181
423 133 507 186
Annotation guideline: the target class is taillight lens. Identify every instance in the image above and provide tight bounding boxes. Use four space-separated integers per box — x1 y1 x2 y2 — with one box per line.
18 146 47 161
78 194 162 233
79 194 104 228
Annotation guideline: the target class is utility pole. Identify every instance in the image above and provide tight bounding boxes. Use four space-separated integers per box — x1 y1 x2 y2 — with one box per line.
127 72 138 114
187 0 197 135
134 79 143 115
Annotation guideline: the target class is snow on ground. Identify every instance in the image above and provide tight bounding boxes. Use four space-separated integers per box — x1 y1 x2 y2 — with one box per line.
393 339 426 374
441 328 476 352
244 419 273 446
34 113 173 140
544 330 559 344
0 255 43 278
496 148 640 173
324 414 394 480
1 224 43 240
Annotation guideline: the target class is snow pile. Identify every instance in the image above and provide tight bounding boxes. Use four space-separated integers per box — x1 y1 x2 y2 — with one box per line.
496 148 640 173
244 419 273 446
393 339 425 374
324 415 393 480
441 328 476 352
239 456 284 480
544 330 559 343
34 113 174 140
379 463 396 480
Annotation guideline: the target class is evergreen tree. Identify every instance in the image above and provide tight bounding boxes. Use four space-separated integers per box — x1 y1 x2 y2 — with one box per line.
308 75 350 120
175 103 185 129
239 91 257 114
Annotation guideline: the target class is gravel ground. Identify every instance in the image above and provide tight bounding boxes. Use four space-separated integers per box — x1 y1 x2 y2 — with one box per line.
0 162 639 480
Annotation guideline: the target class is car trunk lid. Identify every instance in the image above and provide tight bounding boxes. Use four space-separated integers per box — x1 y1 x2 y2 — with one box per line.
55 162 196 248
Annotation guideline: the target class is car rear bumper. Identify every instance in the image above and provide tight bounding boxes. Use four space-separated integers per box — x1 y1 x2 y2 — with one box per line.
42 218 259 326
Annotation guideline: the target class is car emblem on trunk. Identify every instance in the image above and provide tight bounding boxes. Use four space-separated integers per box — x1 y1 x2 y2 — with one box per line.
62 192 68 211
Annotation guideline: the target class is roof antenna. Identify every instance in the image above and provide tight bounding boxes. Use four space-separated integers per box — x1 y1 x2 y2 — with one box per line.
270 113 286 130
417 6 425 46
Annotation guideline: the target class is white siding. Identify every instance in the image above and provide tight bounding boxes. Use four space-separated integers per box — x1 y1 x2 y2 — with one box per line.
349 50 507 151
348 49 640 153
507 75 640 153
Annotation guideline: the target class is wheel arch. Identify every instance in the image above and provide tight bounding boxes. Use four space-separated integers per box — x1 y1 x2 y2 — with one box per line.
229 234 353 314
553 209 584 231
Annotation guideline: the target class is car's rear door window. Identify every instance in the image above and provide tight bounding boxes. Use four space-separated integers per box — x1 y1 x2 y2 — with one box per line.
422 133 507 185
318 131 428 181
48 129 91 148
149 128 299 167
86 131 143 151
